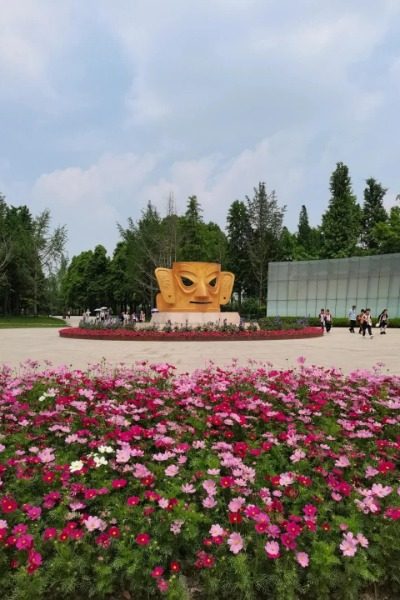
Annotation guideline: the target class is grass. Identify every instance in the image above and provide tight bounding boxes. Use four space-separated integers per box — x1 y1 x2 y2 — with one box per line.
0 316 66 328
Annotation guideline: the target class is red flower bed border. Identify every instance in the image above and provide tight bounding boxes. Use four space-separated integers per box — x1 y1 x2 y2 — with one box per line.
59 326 323 342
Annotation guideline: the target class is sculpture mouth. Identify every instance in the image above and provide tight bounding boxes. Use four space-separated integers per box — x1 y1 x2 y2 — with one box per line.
189 301 212 304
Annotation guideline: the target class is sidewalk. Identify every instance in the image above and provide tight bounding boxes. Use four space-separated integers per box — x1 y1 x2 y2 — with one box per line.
0 324 399 374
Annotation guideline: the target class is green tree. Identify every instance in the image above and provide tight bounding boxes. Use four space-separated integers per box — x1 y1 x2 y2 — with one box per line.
226 200 252 304
321 162 361 258
371 206 400 253
361 178 388 251
246 182 286 304
31 209 67 315
179 196 205 261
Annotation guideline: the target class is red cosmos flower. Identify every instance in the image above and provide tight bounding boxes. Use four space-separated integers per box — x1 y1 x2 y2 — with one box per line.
135 532 151 545
385 507 400 520
16 534 34 550
261 441 273 452
233 442 248 457
195 551 215 569
170 561 181 573
378 460 396 474
281 533 297 550
151 566 164 578
0 528 8 542
203 537 213 547
59 529 70 542
229 512 242 524
43 528 57 540
141 476 155 487
42 471 56 484
96 533 111 548
1 496 18 513
220 476 234 488
127 496 140 506
112 479 127 489
108 526 120 538
321 522 331 531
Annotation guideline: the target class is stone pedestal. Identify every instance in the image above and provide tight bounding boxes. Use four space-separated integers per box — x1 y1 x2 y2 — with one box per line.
150 311 241 328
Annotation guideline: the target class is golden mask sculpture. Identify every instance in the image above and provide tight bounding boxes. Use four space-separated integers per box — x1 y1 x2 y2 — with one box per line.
155 262 235 312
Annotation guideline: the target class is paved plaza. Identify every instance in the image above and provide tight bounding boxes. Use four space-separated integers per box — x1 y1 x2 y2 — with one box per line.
0 318 398 374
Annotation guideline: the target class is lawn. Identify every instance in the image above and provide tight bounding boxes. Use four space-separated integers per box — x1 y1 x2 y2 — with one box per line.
0 316 66 328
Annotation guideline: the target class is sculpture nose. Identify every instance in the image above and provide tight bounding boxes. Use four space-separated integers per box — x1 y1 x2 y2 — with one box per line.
194 280 209 298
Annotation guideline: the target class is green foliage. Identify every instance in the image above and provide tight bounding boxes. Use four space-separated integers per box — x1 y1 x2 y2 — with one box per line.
321 162 361 258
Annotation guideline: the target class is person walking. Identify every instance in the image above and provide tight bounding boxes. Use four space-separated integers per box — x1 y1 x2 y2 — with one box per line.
324 309 333 333
377 308 389 334
348 305 357 333
362 308 373 338
318 308 325 333
357 309 365 334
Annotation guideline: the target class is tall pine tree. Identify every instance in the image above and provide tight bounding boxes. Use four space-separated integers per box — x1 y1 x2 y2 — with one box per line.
247 182 285 304
226 200 252 305
321 162 360 258
361 178 388 251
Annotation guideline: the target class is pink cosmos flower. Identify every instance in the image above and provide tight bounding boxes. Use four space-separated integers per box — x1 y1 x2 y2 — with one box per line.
296 552 309 567
181 483 196 494
38 448 55 463
203 497 218 509
84 516 107 532
228 532 244 554
202 480 217 495
210 524 225 538
265 541 280 559
340 532 358 557
371 483 392 498
356 533 369 548
228 497 246 512
165 464 179 477
335 455 350 468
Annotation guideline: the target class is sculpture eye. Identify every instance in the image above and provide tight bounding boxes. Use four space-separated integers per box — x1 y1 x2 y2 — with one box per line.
208 277 217 288
180 277 194 287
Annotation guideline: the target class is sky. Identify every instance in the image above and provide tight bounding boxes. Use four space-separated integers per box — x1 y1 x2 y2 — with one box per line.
1 0 399 258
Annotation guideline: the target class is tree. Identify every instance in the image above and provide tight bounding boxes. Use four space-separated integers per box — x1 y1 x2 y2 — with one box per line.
320 162 361 258
371 206 400 253
31 209 67 315
179 196 205 261
246 182 286 304
361 178 388 251
226 200 252 304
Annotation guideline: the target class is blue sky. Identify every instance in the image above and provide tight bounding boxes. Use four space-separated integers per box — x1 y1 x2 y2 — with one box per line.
1 0 399 257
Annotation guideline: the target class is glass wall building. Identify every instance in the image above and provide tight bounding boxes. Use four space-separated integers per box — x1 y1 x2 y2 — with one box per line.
267 253 400 318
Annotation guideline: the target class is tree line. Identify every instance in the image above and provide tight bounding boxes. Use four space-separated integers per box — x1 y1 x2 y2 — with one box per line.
1 162 399 316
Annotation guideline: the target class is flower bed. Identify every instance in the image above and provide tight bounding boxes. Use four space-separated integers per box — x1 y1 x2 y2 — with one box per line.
0 361 400 599
59 326 322 341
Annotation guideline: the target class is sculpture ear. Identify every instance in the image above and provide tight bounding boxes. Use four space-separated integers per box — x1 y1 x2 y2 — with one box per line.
219 272 235 305
155 268 176 304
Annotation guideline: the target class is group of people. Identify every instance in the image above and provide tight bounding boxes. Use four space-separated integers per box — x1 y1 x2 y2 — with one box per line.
318 306 389 337
318 308 333 333
348 306 389 337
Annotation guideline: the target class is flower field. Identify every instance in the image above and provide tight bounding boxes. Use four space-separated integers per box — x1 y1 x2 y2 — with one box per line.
59 326 322 341
0 361 400 599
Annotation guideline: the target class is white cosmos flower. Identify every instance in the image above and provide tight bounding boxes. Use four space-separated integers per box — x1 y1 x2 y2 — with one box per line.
70 460 84 473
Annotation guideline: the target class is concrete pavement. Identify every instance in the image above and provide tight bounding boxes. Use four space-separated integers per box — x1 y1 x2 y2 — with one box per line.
0 318 398 374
